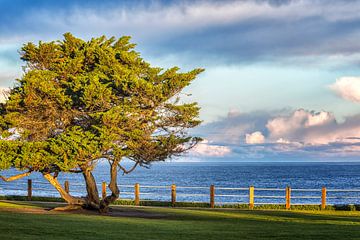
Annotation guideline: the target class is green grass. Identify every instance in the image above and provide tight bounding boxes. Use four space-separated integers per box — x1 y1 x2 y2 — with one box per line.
1 201 360 239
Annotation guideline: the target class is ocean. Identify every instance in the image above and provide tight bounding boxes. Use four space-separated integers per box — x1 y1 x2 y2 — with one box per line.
1 162 360 205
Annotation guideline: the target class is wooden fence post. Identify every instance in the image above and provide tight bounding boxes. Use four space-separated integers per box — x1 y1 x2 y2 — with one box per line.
249 186 255 209
171 184 176 207
27 179 32 201
64 180 69 193
210 185 215 208
321 187 327 210
102 182 107 199
135 183 140 206
285 186 291 210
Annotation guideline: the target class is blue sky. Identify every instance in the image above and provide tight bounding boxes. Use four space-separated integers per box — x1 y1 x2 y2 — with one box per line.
2 0 360 161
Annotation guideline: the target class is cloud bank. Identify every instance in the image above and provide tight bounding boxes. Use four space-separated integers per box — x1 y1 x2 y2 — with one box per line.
191 139 232 157
2 0 360 66
192 108 360 160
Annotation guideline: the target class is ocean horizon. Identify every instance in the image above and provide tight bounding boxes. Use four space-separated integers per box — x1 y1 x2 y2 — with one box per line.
1 161 360 205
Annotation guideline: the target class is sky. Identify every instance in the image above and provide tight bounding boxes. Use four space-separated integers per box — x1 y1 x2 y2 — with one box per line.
1 0 360 161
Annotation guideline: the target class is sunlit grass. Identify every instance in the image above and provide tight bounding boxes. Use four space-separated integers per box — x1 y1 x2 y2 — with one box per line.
1 201 360 240
0 201 42 209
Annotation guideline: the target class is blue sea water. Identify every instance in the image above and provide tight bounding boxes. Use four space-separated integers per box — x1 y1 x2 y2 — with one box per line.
1 161 360 205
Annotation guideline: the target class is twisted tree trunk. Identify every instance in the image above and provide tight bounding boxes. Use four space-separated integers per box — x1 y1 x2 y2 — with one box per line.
82 169 101 210
99 161 120 213
44 161 122 212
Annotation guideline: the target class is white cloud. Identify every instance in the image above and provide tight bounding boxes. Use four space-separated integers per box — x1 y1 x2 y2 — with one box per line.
191 139 231 157
245 131 265 144
330 77 360 103
306 111 333 127
266 109 335 140
265 109 360 145
276 138 291 144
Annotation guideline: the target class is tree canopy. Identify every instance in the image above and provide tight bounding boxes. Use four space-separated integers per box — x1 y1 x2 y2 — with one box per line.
0 33 203 211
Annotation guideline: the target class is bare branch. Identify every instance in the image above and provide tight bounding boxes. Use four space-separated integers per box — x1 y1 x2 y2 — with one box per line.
0 171 32 182
118 162 139 175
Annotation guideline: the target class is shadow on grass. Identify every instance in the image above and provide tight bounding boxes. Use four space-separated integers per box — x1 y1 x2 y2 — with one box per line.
238 209 360 223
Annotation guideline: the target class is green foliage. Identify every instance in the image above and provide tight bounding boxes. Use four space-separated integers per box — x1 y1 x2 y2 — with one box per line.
0 141 19 169
0 33 203 179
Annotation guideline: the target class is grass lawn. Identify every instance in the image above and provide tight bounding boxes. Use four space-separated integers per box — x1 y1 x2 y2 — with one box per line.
0 201 360 239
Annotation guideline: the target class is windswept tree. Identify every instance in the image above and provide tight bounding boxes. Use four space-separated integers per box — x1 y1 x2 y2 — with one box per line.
0 33 203 212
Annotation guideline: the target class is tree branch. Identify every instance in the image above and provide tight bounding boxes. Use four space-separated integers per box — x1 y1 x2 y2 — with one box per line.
0 171 32 182
43 173 86 206
118 162 139 175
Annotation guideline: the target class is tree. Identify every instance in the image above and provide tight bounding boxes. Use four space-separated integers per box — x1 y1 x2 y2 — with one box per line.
0 33 203 212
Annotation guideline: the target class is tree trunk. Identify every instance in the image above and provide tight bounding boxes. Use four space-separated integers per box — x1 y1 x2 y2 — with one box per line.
43 173 86 208
99 161 120 213
44 164 120 212
82 169 100 210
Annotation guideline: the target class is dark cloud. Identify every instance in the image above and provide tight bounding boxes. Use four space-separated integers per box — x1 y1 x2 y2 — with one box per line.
149 15 360 65
1 0 360 67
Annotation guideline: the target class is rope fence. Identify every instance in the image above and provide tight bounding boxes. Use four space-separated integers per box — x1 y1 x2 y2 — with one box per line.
1 179 360 208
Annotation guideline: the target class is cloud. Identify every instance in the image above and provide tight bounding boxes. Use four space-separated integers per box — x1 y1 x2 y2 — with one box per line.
266 109 360 145
195 108 360 160
266 109 336 144
245 131 265 144
192 110 278 144
191 139 232 157
1 0 360 66
276 138 291 144
330 77 360 103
